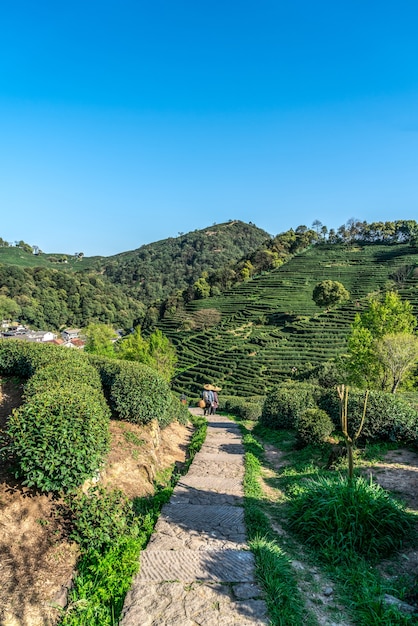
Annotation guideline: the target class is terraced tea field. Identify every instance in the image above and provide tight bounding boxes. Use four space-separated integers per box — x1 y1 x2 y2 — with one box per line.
159 243 418 397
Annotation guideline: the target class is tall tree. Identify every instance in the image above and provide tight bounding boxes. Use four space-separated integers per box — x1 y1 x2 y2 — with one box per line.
347 291 417 390
116 326 177 380
83 323 116 357
375 333 418 393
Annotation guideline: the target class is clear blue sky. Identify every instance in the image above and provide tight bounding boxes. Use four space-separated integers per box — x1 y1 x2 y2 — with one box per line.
1 1 418 256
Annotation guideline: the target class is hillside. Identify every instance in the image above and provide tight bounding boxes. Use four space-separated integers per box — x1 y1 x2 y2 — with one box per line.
0 221 269 329
159 242 418 396
102 220 270 303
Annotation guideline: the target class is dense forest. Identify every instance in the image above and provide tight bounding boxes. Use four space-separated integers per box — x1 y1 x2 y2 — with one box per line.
0 265 145 329
102 220 269 303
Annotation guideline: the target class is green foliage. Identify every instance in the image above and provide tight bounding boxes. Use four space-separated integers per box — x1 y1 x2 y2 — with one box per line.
61 536 142 626
296 408 334 447
312 280 350 308
347 291 417 390
0 294 21 320
7 384 110 492
219 395 264 421
0 339 88 379
83 323 116 357
261 382 320 430
23 360 102 399
158 392 190 428
87 354 121 398
287 475 414 564
116 327 177 381
0 262 144 330
66 486 137 553
319 388 418 444
103 220 269 305
109 361 171 425
375 333 418 393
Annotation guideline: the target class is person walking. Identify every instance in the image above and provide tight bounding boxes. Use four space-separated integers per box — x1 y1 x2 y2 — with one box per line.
202 384 214 416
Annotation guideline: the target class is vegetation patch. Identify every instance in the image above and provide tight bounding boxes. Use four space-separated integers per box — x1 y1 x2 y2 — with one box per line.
287 474 414 564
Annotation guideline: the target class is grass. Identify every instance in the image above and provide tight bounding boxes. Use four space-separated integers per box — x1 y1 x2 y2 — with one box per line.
239 429 316 625
59 413 207 626
237 416 418 626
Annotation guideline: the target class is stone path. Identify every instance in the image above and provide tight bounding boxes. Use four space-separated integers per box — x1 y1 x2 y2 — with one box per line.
120 411 269 626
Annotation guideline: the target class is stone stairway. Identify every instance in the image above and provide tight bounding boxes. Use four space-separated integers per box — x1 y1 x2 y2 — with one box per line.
120 412 269 625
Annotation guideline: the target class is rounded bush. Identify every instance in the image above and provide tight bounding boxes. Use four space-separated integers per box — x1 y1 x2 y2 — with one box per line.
110 361 171 424
261 382 320 430
24 360 102 399
7 384 110 492
288 475 414 564
319 388 418 444
296 408 334 447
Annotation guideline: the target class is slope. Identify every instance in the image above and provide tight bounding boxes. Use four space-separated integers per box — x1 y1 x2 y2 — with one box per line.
159 243 418 397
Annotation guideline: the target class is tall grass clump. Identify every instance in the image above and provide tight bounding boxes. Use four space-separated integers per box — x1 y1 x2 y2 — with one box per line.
288 475 414 564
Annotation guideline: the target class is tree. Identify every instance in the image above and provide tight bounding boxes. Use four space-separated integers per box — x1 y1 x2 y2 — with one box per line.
375 333 418 393
83 323 116 357
0 295 21 321
116 326 149 362
347 291 417 390
193 276 210 299
312 280 350 308
116 326 177 380
147 329 177 381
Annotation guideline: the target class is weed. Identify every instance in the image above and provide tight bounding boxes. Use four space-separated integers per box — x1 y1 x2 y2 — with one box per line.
122 431 144 446
287 474 414 564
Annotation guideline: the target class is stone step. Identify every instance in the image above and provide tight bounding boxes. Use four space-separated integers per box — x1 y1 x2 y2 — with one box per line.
120 581 269 626
137 549 256 582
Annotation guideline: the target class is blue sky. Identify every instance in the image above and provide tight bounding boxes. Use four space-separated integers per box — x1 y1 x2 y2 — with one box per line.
1 1 418 256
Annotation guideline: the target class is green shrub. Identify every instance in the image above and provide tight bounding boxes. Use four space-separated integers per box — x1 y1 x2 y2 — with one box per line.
7 384 110 492
158 393 190 428
319 388 418 443
66 486 137 553
288 475 414 564
296 408 334 447
239 401 263 421
218 396 264 421
224 396 246 413
87 354 121 400
110 361 171 424
0 340 88 379
261 382 320 430
24 360 102 399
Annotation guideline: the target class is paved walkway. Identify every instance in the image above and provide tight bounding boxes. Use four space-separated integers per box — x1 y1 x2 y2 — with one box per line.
120 411 269 626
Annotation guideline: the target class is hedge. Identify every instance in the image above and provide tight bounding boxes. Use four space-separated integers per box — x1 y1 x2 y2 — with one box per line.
318 388 418 444
0 339 88 379
24 360 102 399
261 382 321 430
7 383 110 492
296 408 334 447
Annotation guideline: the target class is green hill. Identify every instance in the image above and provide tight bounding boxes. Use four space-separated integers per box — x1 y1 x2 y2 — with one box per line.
0 221 270 329
102 220 270 303
159 242 418 397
